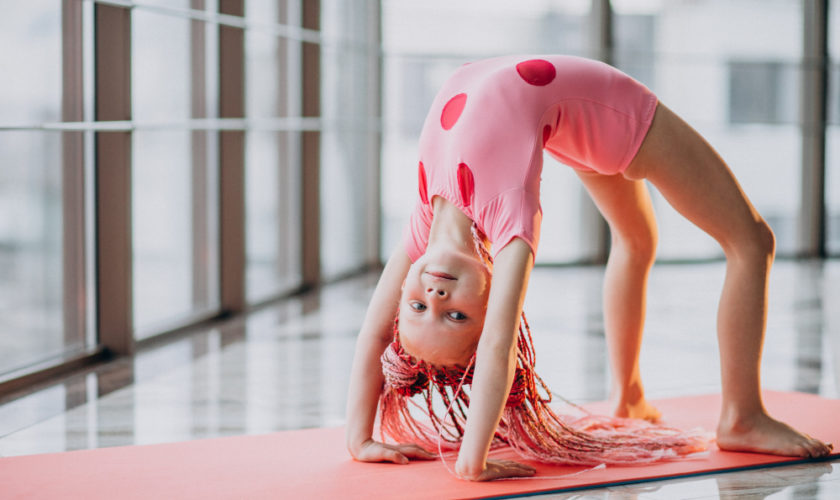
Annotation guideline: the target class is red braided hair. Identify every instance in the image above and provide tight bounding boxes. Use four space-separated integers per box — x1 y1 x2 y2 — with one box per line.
378 225 710 465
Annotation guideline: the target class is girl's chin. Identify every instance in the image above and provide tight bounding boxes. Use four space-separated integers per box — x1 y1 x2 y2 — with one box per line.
422 248 477 269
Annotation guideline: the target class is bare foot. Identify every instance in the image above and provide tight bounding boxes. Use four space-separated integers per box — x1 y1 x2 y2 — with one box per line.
612 397 662 423
717 411 833 458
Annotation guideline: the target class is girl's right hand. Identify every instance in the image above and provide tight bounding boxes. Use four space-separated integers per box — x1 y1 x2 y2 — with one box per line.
350 438 437 464
457 459 537 481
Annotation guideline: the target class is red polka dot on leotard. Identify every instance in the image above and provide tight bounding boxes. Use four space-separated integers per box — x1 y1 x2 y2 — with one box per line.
440 93 467 130
417 161 429 205
516 59 556 86
456 162 475 206
542 125 552 147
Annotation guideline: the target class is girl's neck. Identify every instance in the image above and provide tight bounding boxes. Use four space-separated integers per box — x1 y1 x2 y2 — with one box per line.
427 197 475 252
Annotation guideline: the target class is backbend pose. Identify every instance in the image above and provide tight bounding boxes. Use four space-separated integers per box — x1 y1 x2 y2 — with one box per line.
345 55 832 481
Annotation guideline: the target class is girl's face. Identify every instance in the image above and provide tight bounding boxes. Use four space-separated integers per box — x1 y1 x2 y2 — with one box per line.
398 245 491 367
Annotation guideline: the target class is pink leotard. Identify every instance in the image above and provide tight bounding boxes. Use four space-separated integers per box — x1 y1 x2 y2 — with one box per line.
404 55 658 262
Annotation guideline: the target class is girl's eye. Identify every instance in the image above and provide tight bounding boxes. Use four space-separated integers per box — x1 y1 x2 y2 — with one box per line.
410 302 426 311
447 311 467 321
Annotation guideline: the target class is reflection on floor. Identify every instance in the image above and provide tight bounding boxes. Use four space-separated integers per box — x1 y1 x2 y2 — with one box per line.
1 260 839 498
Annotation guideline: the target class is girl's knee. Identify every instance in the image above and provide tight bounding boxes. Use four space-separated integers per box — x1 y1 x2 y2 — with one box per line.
754 218 776 258
727 218 775 263
612 224 658 266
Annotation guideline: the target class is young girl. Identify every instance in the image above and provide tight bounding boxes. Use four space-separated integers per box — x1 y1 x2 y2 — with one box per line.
345 55 832 481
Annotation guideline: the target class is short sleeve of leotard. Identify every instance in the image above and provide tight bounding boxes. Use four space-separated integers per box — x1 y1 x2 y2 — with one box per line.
480 188 541 260
403 200 433 262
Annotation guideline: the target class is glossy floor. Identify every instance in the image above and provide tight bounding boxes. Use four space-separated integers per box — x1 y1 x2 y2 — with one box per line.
1 260 839 499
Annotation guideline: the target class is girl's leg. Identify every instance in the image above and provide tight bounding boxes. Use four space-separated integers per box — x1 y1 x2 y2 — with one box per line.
575 170 661 421
623 102 831 457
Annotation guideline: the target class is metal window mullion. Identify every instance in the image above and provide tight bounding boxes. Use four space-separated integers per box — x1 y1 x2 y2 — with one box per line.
219 0 246 313
366 0 382 267
798 0 829 258
191 0 210 310
95 3 134 355
287 0 303 289
275 1 291 289
300 0 320 288
582 0 612 264
62 0 87 352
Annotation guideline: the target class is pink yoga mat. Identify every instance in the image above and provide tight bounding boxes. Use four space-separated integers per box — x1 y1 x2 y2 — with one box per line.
1 391 838 499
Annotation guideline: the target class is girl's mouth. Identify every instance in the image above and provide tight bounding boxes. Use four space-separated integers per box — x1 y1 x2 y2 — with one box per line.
426 271 456 280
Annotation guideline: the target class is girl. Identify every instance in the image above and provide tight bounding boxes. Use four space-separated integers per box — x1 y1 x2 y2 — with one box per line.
345 55 832 481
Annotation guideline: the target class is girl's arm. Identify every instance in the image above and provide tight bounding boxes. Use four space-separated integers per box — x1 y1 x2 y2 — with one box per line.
345 247 435 463
455 238 535 480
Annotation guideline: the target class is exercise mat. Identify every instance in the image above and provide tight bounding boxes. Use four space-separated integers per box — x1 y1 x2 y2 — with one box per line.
1 391 837 499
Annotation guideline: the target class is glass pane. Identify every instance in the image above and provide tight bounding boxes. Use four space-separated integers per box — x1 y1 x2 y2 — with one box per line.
321 125 373 279
538 159 600 262
132 11 219 337
0 1 62 124
827 1 840 255
0 131 71 375
244 19 301 299
133 131 219 337
246 131 301 299
134 0 191 10
132 10 191 122
320 38 377 278
320 1 379 278
613 0 803 259
133 131 189 334
245 31 288 118
246 0 281 23
380 0 591 263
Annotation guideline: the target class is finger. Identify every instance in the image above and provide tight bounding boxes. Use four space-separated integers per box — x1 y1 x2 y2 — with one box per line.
520 463 537 473
491 460 519 468
510 463 536 475
399 444 437 460
497 459 535 473
480 462 536 481
384 448 409 465
484 466 536 481
517 466 537 477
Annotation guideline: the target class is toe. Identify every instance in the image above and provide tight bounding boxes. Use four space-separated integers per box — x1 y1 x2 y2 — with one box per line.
804 440 820 458
819 441 832 457
806 439 825 458
794 444 810 458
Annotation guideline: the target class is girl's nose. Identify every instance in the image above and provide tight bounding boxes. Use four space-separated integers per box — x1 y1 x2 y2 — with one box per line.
426 287 447 298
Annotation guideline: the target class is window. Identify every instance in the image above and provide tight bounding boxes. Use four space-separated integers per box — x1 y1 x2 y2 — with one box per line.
0 0 383 394
613 0 803 259
131 3 220 339
0 2 91 376
320 0 381 279
244 2 303 301
728 61 797 125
